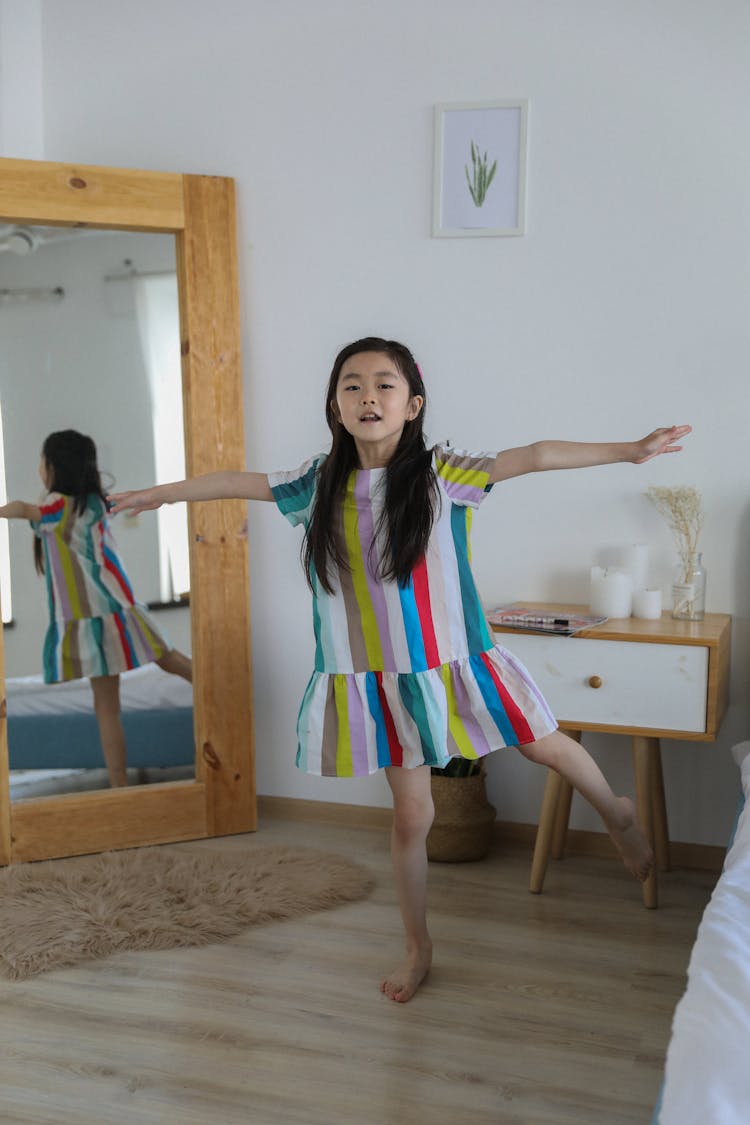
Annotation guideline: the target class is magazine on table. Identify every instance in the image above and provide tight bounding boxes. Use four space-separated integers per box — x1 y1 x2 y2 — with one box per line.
486 604 608 636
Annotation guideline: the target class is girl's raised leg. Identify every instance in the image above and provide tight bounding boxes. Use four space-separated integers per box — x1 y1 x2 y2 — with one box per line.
381 764 434 1003
156 648 193 683
518 730 653 880
90 674 128 787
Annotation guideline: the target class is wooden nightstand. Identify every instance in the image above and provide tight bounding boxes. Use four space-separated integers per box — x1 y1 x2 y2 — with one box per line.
491 604 732 907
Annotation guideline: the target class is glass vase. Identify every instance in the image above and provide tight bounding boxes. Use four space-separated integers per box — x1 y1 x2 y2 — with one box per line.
671 552 706 620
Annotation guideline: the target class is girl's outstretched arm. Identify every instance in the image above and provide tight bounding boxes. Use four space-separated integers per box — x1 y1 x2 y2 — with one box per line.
108 471 274 515
0 500 42 522
489 425 692 484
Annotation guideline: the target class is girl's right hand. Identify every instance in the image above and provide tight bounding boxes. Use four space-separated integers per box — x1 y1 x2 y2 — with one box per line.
108 487 166 516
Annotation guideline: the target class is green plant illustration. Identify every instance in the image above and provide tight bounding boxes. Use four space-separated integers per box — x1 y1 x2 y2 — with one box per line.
465 140 497 207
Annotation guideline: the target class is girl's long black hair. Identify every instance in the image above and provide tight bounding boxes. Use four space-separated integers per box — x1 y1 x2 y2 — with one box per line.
303 337 438 594
34 429 107 574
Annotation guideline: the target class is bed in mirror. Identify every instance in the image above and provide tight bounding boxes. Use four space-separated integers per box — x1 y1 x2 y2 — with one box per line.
0 157 256 863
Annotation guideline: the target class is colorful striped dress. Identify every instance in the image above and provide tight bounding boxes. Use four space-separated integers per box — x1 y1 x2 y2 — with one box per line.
269 445 557 777
31 492 170 684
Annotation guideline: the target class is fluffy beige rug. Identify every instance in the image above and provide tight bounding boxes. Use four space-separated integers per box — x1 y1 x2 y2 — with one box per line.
0 845 375 980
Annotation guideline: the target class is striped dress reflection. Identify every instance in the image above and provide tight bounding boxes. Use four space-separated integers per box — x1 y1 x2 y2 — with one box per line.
32 493 169 683
269 445 557 777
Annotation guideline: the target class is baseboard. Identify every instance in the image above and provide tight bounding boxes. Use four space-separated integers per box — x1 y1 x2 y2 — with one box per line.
257 795 392 829
495 820 725 872
257 795 726 873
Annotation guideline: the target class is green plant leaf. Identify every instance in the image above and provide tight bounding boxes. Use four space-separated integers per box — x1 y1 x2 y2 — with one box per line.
431 757 483 778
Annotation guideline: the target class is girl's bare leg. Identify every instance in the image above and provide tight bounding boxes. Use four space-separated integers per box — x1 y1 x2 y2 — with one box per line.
381 764 434 1003
156 648 192 683
90 674 128 787
519 730 653 880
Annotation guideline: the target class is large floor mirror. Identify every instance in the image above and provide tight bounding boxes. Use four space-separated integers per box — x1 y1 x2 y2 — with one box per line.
0 157 255 864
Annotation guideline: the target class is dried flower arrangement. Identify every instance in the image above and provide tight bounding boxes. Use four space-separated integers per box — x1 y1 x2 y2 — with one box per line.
645 485 704 582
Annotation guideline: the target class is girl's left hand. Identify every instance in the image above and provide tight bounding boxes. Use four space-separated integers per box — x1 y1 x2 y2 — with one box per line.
0 499 41 521
632 425 692 464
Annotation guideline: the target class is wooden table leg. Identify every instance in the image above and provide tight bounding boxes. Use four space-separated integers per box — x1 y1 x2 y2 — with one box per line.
632 735 658 909
530 768 563 894
648 736 670 871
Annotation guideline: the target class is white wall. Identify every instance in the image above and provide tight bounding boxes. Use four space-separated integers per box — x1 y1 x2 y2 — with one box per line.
0 0 42 158
1 0 748 844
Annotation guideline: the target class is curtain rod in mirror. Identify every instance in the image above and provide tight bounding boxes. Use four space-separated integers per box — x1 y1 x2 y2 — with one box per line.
104 268 175 282
0 285 64 303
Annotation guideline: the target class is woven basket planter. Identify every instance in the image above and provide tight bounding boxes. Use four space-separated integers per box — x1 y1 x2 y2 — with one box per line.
427 772 497 862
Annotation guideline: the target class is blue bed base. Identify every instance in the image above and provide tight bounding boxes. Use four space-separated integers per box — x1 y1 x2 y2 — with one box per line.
8 707 195 771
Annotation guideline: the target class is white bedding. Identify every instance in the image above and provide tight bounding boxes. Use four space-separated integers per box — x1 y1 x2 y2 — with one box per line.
659 741 750 1125
6 661 193 717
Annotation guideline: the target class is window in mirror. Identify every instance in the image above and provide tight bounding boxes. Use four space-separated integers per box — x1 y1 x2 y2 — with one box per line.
108 263 188 602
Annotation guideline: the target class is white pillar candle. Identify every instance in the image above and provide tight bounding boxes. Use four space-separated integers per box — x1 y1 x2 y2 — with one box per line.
632 588 662 619
590 566 633 618
624 543 649 591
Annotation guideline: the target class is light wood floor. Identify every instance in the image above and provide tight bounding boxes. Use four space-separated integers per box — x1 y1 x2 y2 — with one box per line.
0 815 716 1125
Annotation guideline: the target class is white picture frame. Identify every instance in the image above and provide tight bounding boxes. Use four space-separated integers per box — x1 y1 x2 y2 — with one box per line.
432 99 528 238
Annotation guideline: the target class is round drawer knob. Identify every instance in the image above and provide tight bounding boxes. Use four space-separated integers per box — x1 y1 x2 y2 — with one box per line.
588 675 603 689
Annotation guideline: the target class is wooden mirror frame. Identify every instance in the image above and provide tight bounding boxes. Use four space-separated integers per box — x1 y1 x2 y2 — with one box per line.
0 156 256 864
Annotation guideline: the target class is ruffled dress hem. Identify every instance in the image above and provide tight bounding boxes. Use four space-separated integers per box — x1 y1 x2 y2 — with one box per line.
294 643 558 778
42 604 169 684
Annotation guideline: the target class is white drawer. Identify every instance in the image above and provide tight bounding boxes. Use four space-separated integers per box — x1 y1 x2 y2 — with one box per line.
498 633 708 734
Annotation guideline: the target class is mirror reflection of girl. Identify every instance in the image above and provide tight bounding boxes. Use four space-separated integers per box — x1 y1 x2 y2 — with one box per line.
0 429 192 788
110 337 691 1003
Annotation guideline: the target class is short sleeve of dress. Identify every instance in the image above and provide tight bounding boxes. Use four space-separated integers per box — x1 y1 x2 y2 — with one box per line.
433 444 496 509
29 492 66 537
268 455 324 528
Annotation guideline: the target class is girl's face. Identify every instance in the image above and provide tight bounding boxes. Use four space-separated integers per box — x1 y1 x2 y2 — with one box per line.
38 455 52 490
333 351 423 468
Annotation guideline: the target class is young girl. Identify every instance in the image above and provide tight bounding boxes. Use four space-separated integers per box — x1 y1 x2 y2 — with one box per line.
0 429 192 788
109 337 691 1002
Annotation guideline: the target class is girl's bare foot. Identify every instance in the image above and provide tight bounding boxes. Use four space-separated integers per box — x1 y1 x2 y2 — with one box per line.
380 940 432 1003
606 796 654 881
